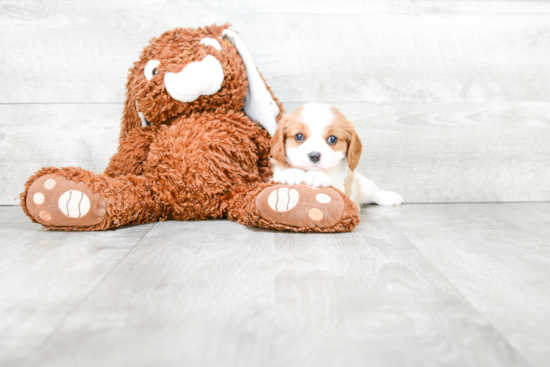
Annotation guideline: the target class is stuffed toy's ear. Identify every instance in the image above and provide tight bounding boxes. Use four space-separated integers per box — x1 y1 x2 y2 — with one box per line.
223 29 279 136
120 92 144 140
347 130 363 171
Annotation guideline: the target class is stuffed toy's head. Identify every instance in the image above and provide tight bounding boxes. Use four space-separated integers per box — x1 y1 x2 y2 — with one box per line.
121 24 281 137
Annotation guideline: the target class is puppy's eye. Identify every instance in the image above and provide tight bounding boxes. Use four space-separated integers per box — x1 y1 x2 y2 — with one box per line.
144 60 161 81
327 135 338 145
295 133 305 142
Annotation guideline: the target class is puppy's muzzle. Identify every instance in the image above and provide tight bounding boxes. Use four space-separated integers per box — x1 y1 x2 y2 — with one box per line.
308 152 321 163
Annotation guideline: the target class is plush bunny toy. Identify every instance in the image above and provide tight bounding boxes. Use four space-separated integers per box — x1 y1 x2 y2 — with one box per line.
21 24 360 232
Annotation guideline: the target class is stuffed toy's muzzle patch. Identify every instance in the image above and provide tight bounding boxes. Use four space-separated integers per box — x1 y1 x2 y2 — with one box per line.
164 55 224 103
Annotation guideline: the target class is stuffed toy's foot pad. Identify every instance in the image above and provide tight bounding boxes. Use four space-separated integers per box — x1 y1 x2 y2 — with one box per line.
26 174 106 227
256 184 345 228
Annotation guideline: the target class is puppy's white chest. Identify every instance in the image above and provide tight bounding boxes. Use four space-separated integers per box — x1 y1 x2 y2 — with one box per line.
324 163 349 193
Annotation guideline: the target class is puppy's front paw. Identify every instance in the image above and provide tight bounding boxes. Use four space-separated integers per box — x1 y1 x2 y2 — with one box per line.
274 169 306 185
375 190 403 206
304 171 331 188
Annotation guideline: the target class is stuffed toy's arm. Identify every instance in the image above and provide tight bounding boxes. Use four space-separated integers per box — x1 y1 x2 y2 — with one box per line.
104 127 156 177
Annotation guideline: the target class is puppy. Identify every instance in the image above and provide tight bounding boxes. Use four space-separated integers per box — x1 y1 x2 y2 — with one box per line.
271 102 403 209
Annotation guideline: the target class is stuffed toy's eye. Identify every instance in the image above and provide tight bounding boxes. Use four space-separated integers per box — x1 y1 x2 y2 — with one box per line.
144 60 161 81
327 135 338 145
200 37 222 50
295 133 305 142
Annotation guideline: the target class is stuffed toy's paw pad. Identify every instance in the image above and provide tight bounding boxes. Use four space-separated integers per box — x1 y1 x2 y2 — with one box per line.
26 174 106 227
256 184 345 228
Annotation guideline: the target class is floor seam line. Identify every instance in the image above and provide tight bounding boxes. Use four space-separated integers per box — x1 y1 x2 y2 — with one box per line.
21 222 158 367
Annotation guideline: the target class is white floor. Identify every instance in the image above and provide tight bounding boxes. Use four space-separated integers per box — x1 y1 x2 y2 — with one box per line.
1 203 549 367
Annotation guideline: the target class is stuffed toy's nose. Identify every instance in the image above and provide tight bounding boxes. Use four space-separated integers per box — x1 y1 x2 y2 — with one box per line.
164 55 224 103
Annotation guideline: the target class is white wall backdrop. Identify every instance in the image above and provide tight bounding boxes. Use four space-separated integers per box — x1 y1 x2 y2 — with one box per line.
1 0 549 204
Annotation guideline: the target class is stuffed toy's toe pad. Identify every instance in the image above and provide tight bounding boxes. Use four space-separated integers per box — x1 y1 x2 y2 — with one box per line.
26 174 106 227
256 184 345 228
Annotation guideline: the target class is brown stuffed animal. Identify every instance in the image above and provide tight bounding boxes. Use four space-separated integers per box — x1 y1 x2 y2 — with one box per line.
20 24 360 233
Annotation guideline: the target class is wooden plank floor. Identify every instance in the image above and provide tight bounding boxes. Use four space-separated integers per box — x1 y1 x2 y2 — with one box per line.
1 204 549 367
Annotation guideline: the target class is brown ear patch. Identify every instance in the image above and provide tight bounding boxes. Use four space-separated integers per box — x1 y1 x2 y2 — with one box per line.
347 130 362 171
271 119 287 166
327 106 362 171
256 184 345 228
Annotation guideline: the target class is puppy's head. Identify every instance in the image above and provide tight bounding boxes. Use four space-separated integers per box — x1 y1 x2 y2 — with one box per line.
272 103 362 171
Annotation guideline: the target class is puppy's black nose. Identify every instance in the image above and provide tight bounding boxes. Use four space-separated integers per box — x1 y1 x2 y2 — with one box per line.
308 152 321 163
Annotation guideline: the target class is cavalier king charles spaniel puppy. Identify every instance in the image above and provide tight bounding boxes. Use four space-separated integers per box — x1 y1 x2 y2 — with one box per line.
271 102 403 209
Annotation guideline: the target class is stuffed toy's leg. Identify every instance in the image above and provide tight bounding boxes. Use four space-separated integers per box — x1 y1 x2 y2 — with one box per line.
22 168 359 232
21 167 169 231
225 182 360 233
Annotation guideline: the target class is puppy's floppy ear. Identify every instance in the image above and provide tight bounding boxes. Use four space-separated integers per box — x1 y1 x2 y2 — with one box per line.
223 29 280 136
271 115 288 166
347 129 363 171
